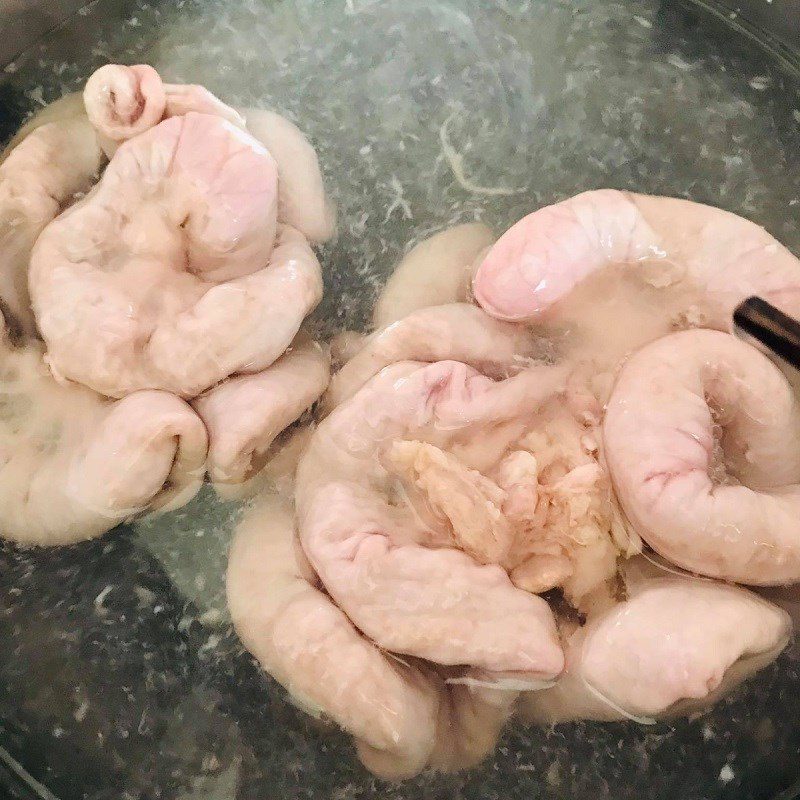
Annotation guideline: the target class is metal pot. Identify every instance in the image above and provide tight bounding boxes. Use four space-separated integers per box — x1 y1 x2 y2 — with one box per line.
1 1 799 798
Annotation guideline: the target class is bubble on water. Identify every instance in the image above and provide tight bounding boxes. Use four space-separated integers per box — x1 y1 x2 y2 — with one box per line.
718 763 735 783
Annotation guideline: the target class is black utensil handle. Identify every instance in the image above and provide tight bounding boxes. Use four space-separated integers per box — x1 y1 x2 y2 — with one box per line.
733 296 800 370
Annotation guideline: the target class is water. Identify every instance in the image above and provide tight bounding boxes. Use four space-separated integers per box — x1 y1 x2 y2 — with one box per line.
1 0 800 798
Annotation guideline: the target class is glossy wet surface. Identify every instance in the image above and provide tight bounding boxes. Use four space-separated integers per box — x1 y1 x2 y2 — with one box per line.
1 0 800 798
